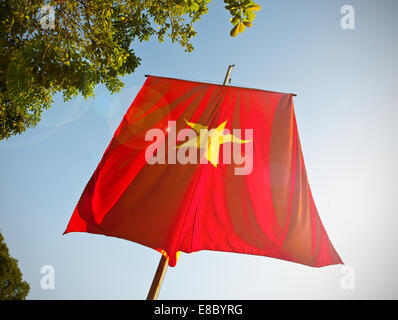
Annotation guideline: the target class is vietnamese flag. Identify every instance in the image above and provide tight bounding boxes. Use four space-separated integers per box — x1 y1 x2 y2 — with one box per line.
64 76 343 268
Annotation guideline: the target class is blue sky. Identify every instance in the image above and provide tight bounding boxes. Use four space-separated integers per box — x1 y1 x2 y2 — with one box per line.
1 0 398 299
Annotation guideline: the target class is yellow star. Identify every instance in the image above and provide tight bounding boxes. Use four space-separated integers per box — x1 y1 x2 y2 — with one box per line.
176 119 251 167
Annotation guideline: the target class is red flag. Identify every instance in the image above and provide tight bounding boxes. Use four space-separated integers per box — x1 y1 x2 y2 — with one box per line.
65 76 343 268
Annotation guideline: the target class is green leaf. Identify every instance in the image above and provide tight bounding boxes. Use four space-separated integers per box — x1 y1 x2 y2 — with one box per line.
230 16 240 25
230 24 239 37
244 9 256 21
191 2 200 11
238 21 246 33
247 4 261 12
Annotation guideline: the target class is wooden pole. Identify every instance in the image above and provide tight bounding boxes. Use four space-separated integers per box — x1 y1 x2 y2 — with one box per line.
146 255 169 300
145 65 235 300
223 64 235 85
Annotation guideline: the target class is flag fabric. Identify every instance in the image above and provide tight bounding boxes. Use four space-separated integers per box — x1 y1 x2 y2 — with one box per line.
64 76 343 267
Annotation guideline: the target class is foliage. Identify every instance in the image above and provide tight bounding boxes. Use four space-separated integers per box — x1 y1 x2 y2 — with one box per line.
225 0 261 37
0 0 260 140
0 231 30 300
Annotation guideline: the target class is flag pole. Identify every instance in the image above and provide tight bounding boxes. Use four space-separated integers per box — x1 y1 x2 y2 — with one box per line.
223 64 235 85
145 65 235 300
146 254 169 300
